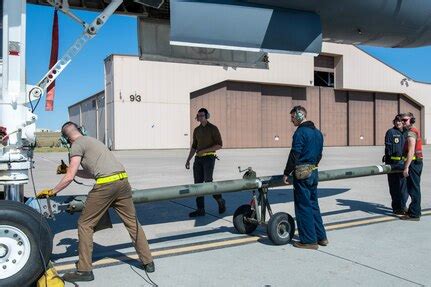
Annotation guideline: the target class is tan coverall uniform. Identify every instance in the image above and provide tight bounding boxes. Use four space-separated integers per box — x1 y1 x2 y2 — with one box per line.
70 136 153 271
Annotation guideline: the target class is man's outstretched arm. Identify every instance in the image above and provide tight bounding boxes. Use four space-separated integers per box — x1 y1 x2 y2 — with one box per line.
51 156 81 195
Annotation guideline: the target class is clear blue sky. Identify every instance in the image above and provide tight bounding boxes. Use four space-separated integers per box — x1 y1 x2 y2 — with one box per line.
26 4 431 130
27 4 138 131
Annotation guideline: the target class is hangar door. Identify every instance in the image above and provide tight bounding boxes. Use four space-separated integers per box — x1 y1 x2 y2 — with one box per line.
348 92 374 146
400 96 421 135
320 88 348 146
375 93 398 145
190 82 309 148
190 82 262 148
191 82 423 148
260 85 293 147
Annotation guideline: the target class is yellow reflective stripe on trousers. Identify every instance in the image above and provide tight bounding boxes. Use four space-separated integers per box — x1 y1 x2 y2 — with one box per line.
96 172 128 184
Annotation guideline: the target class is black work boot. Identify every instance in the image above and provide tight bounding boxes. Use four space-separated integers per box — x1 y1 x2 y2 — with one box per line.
189 209 205 217
293 241 319 250
318 239 329 246
62 270 94 282
143 261 155 273
400 214 420 221
218 199 226 214
393 210 406 216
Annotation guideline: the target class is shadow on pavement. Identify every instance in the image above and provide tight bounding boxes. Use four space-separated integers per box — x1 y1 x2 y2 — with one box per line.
257 199 394 246
54 238 144 269
51 188 350 260
52 225 237 260
322 198 393 217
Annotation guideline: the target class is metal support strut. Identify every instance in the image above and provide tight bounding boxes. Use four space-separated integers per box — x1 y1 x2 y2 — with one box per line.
29 0 124 100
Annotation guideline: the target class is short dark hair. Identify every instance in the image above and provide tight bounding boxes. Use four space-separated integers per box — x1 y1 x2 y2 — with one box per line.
198 108 209 115
61 122 81 139
61 121 79 132
290 106 307 117
393 114 401 124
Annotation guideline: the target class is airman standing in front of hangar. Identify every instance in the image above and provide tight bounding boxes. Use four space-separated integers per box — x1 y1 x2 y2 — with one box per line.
400 112 424 221
384 114 408 215
185 108 226 217
283 106 327 250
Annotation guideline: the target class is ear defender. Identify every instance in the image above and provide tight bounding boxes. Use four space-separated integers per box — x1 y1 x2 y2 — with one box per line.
59 122 86 147
295 111 304 121
78 126 86 136
294 107 304 122
59 135 70 147
197 108 210 119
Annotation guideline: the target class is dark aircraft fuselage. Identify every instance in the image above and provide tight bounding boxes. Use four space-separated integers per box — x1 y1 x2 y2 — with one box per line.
247 0 431 47
27 0 431 48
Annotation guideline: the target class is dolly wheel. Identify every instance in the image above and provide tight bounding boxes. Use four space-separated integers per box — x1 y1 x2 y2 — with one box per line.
233 204 258 234
267 212 295 245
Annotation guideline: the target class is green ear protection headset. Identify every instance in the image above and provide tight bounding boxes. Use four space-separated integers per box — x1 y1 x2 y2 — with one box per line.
59 121 86 147
292 106 305 122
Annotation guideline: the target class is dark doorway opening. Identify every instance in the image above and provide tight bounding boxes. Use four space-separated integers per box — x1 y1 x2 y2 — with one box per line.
314 71 334 87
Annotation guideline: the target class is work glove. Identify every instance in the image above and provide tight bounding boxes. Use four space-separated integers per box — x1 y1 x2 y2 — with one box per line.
56 160 68 174
36 189 55 198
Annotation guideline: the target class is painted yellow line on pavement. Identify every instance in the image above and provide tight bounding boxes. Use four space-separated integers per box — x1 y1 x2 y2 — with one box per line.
54 210 431 272
153 236 259 256
326 210 431 231
55 236 260 272
326 215 397 230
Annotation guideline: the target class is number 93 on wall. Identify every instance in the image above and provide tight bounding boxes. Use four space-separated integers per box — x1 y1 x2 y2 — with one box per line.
129 94 142 102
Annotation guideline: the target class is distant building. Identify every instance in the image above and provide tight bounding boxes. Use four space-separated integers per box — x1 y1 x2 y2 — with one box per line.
69 43 430 150
68 91 106 144
36 128 52 133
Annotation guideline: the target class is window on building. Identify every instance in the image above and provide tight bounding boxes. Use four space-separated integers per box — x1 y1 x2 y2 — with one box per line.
314 55 336 87
314 71 334 87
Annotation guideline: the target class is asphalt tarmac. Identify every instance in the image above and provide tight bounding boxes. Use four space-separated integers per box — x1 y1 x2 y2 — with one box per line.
27 146 430 287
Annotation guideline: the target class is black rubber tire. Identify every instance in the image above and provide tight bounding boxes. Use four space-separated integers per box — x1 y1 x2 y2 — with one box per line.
0 201 53 287
233 204 258 234
267 212 295 245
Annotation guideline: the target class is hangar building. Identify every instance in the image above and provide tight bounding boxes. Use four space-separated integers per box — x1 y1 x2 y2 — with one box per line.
69 43 430 150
